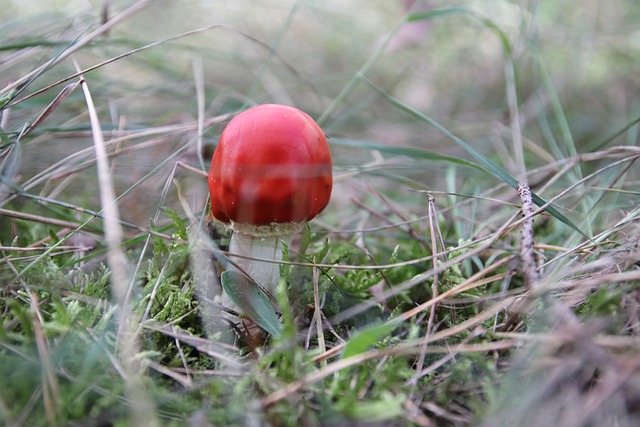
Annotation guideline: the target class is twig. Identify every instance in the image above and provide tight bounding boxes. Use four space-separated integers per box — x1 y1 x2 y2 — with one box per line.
517 182 538 288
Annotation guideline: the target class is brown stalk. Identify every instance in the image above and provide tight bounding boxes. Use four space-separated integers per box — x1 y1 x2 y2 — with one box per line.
517 182 539 288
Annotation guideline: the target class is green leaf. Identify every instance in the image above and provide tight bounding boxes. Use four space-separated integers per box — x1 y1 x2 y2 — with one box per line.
221 270 282 337
343 321 400 359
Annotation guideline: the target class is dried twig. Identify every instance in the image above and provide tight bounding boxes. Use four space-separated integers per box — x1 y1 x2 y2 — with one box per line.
517 182 538 288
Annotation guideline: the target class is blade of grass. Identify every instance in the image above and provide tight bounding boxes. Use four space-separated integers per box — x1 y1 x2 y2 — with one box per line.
80 75 158 426
1 0 153 100
590 114 640 151
244 0 302 105
408 6 512 53
331 138 485 171
364 78 591 240
192 57 206 172
534 57 580 170
19 82 79 140
316 3 453 125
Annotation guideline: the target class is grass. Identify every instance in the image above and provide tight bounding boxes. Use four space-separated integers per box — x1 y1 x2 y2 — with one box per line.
1 0 640 426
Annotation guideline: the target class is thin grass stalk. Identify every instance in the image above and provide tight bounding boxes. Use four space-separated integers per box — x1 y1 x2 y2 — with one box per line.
20 82 79 140
1 0 152 97
426 194 443 335
80 76 158 427
313 263 326 364
505 57 526 182
192 57 206 172
409 194 441 386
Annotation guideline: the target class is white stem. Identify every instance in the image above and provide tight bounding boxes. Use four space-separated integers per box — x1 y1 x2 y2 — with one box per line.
235 233 291 297
222 232 293 313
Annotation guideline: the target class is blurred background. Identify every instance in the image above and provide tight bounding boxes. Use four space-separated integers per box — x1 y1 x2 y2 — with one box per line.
1 0 639 235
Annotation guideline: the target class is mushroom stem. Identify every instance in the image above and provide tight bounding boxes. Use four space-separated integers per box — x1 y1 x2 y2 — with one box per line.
228 232 292 304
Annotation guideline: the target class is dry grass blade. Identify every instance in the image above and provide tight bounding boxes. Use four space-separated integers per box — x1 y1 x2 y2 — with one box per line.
80 76 157 427
19 82 79 140
0 207 83 229
192 57 206 171
494 332 640 349
146 360 192 388
539 269 640 293
409 328 484 382
409 193 444 386
399 257 516 323
2 0 153 98
143 324 243 371
312 263 326 362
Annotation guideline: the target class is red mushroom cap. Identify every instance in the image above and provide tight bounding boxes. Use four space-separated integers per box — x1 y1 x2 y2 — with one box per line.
208 104 332 232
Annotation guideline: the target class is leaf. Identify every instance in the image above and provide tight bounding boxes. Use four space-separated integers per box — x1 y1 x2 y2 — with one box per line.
342 321 400 359
221 270 282 337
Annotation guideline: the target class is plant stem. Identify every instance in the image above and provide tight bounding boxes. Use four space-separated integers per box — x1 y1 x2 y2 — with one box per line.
224 231 294 310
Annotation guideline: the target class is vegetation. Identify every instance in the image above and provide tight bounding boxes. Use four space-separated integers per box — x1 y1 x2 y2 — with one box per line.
1 1 639 426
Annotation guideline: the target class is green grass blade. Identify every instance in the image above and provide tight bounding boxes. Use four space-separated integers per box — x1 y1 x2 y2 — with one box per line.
591 114 640 151
331 138 485 171
366 79 590 240
408 7 512 54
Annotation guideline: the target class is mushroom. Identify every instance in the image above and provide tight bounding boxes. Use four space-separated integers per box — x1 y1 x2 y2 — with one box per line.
208 104 332 324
